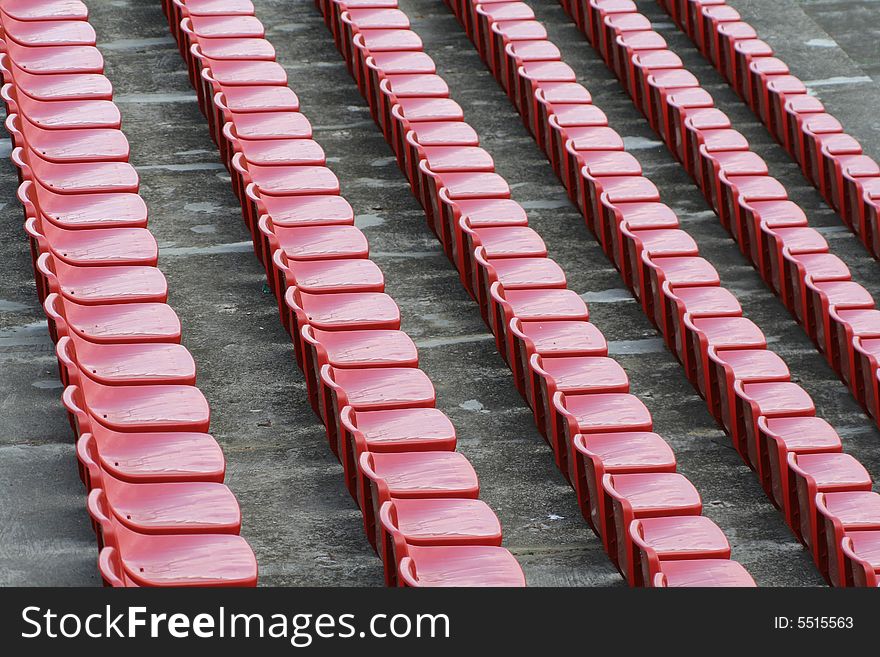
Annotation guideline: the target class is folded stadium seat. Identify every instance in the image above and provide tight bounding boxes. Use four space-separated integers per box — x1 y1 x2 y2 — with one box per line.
44 294 181 345
766 227 831 309
533 82 593 158
98 532 257 588
747 200 809 286
545 105 611 182
458 220 545 295
283 289 400 363
815 491 880 586
76 425 225 488
706 347 789 433
397 544 525 587
213 86 301 148
572 431 675 541
416 146 496 211
0 0 88 23
233 160 339 233
527 354 625 434
301 327 417 410
829 308 880 390
838 160 880 232
551 391 653 482
2 42 103 78
4 90 121 130
854 337 880 418
806 282 874 365
733 381 815 472
651 558 756 587
487 284 589 361
681 316 765 399
662 89 714 167
391 97 465 169
357 450 480 548
502 40 562 99
601 472 702 578
17 179 148 230
364 52 438 125
840 532 880 587
786 452 872 557
448 199 529 275
6 114 130 163
25 217 158 274
781 95 825 158
402 120 479 187
509 321 609 404
338 405 456 499
34 254 166 308
0 59 112 106
628 515 730 586
756 416 842 512
62 378 210 435
487 21 549 85
602 196 677 275
376 72 449 138
13 151 138 198
620 228 698 298
87 479 240 546
472 250 567 320
378 499 503 584
661 285 741 364
562 127 625 210
320 365 435 450
56 335 196 388
643 254 719 329
431 171 509 251
269 247 381 302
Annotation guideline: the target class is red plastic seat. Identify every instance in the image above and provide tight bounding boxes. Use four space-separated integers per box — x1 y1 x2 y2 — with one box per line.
488 285 589 358
26 219 158 268
45 294 181 345
17 151 139 194
302 328 417 401
10 116 129 163
707 347 789 435
683 316 765 397
358 451 480 547
786 452 872 556
1 0 88 22
10 94 120 129
98 530 256 588
283 289 400 362
64 376 210 435
602 472 702 577
4 42 104 76
379 498 503 585
552 391 653 481
652 559 756 587
572 431 676 541
57 335 196 387
528 354 626 435
36 255 166 306
19 180 148 229
815 491 880 586
338 406 456 497
629 516 730 586
88 477 240 541
321 365 435 451
733 381 814 470
398 545 524 587
76 423 224 487
511 321 609 405
271 255 383 300
841 531 880 587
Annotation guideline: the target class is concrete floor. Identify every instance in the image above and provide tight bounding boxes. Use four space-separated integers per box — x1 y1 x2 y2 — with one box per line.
0 0 877 587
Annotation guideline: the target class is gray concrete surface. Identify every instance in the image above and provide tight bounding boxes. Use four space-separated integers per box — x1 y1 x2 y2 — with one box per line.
0 0 878 586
